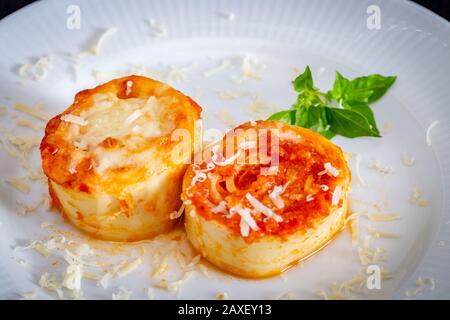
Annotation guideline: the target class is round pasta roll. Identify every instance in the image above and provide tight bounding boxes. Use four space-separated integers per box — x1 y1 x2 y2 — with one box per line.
182 120 351 278
41 75 201 242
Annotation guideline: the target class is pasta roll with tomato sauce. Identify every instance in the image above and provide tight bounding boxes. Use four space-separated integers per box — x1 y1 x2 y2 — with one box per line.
182 120 351 278
41 75 201 242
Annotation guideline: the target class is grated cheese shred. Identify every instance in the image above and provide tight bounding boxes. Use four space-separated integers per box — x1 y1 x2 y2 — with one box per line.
318 162 339 177
369 160 394 176
402 151 415 167
426 121 439 146
79 28 117 57
14 102 50 121
18 56 51 81
366 213 400 222
5 176 30 194
60 114 88 126
169 204 185 220
409 188 428 207
245 193 283 222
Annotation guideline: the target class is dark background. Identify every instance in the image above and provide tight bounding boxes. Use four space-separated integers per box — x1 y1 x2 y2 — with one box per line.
0 0 449 21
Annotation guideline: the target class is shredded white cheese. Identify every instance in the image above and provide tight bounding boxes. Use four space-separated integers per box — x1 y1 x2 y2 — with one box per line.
245 95 278 118
18 292 37 300
15 118 42 131
241 55 265 80
80 28 117 57
154 271 193 294
5 176 30 194
306 194 314 202
348 214 360 246
405 277 435 297
39 272 63 299
14 102 50 121
383 121 393 134
318 162 339 177
16 197 47 215
409 188 428 207
185 255 201 270
216 90 249 100
332 186 343 206
166 65 188 84
367 226 400 238
275 291 298 300
97 272 112 289
203 59 231 77
354 154 367 186
169 204 185 220
68 167 77 174
245 193 283 222
216 292 229 300
402 151 415 167
369 160 394 176
18 56 51 81
214 110 237 127
125 110 142 124
125 80 133 96
60 114 88 126
116 257 142 277
234 207 259 237
357 235 386 266
426 120 439 146
152 257 169 278
211 200 228 214
366 213 400 222
112 287 132 300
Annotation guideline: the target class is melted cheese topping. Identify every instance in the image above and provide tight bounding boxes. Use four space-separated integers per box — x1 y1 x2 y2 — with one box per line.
41 75 201 194
65 93 176 174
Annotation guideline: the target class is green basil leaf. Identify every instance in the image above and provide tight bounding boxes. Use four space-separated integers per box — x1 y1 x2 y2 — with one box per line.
293 66 314 93
327 71 350 101
295 106 335 139
326 107 380 138
268 67 395 140
341 101 380 136
345 74 396 104
267 110 296 124
293 93 326 109
292 66 328 108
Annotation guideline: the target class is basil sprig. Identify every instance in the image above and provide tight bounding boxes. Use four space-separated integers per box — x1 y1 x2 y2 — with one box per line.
268 66 396 139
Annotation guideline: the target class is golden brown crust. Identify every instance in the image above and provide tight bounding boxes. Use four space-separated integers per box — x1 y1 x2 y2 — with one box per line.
40 75 202 195
40 75 202 242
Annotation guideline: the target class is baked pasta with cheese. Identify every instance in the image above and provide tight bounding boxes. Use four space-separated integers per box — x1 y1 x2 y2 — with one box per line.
41 75 201 242
182 120 351 278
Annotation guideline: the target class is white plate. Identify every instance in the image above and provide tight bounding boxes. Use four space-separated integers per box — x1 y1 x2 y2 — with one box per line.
0 0 449 300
